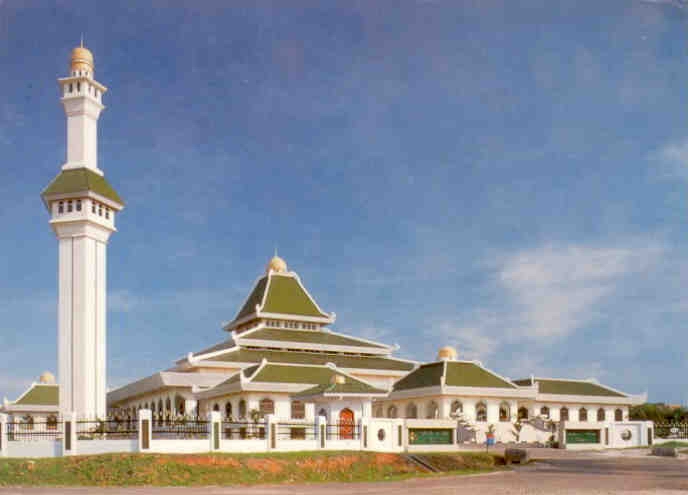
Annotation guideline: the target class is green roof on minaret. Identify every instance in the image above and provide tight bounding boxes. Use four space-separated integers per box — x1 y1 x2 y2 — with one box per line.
41 167 124 206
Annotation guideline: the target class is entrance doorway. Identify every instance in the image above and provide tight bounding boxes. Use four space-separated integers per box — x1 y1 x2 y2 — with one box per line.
339 408 354 439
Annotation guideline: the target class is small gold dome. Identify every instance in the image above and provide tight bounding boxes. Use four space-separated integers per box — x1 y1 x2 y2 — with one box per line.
70 46 94 74
266 255 287 274
39 371 56 385
330 374 346 385
437 346 458 361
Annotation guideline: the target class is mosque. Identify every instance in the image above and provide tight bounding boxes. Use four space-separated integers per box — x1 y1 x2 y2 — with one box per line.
1 45 647 444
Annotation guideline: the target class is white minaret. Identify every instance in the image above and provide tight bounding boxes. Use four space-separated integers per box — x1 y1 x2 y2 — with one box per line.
41 44 124 419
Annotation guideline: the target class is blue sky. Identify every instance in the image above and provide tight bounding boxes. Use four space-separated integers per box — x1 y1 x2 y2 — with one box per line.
1 0 687 404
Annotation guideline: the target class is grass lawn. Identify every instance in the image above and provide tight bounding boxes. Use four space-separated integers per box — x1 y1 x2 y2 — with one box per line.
0 451 501 487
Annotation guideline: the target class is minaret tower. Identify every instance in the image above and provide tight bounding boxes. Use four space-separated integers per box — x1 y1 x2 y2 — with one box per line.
41 44 124 419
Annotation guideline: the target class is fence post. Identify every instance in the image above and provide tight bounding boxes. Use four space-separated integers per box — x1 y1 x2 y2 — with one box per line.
265 414 275 451
138 409 152 453
209 411 221 452
317 415 327 449
0 413 7 457
360 417 369 450
62 411 77 457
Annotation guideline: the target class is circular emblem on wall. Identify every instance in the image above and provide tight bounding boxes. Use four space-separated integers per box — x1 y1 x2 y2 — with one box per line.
670 427 679 435
377 429 386 442
621 429 632 441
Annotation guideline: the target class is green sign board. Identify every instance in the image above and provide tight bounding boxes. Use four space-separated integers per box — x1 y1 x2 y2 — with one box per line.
566 429 600 444
408 428 453 445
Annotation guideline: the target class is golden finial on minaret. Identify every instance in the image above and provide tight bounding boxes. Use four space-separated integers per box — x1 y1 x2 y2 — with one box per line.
70 37 94 76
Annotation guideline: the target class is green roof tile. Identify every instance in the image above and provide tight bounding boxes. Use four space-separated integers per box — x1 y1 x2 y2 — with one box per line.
205 349 414 371
393 362 444 391
262 275 328 318
297 381 386 397
42 168 124 205
516 378 627 397
235 277 268 321
241 328 386 349
15 385 59 406
252 364 337 384
445 362 516 389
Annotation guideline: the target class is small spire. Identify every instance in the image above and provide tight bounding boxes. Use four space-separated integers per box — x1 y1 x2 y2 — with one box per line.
80 34 84 48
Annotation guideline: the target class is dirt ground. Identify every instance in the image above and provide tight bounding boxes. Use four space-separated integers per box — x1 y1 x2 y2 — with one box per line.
1 452 686 494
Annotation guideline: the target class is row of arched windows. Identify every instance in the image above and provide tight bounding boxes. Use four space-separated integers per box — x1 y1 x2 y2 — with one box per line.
374 402 625 422
209 399 307 420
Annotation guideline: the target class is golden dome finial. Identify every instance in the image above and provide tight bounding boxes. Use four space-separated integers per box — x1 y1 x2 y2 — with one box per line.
266 254 287 274
39 371 56 385
70 40 94 76
437 346 458 361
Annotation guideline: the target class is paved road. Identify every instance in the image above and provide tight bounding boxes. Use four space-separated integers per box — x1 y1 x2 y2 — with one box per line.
0 456 686 494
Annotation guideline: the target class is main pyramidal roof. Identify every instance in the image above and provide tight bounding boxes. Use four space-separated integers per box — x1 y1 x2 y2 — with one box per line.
178 255 416 374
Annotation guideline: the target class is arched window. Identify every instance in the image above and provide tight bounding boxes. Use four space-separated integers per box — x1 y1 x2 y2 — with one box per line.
615 408 623 422
177 399 185 416
387 405 398 418
239 400 247 419
318 408 328 420
426 401 439 419
451 400 463 416
213 403 220 412
165 398 171 412
560 407 569 421
225 402 233 419
47 415 58 431
518 407 529 420
259 398 275 417
540 406 550 419
579 407 588 422
499 402 511 422
291 400 305 419
158 399 163 412
151 401 156 413
58 201 64 214
406 403 418 419
144 402 149 410
476 402 487 422
374 406 383 418
597 408 606 422
23 415 34 430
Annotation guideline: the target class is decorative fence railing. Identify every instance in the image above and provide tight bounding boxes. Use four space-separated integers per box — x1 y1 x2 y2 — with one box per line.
6 421 63 442
152 419 209 439
221 421 266 440
654 423 688 440
276 422 317 440
77 419 138 440
326 422 360 440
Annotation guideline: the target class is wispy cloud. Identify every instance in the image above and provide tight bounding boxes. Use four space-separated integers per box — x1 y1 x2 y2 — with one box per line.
650 137 688 182
499 243 663 338
430 239 665 366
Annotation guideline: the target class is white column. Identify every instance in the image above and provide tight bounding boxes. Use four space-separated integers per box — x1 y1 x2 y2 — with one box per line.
0 413 7 457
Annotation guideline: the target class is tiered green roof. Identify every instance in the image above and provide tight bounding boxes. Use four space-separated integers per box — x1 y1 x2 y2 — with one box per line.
393 362 444 391
41 167 123 205
239 328 387 349
14 385 59 406
445 362 516 389
232 273 329 324
212 363 384 397
393 361 516 392
514 378 627 397
202 348 414 371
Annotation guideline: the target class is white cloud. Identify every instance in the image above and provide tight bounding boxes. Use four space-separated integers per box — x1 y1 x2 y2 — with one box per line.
499 243 661 338
430 240 665 363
